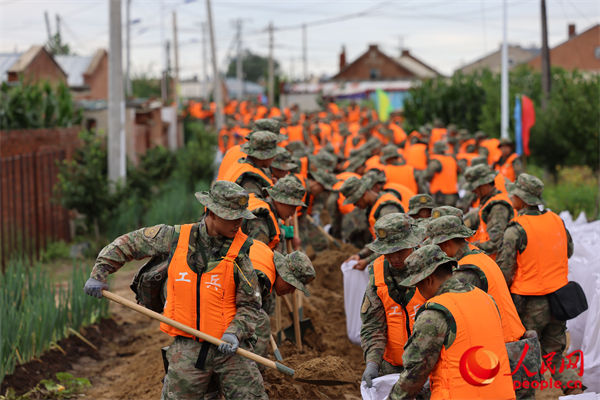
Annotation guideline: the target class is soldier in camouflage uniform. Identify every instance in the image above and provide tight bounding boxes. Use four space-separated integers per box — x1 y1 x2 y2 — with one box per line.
341 176 405 270
84 181 267 399
421 141 459 206
456 155 488 213
242 175 306 254
388 245 514 399
407 194 435 220
497 174 583 395
430 205 463 220
463 164 514 257
379 144 403 165
235 130 279 197
494 138 524 181
360 213 423 386
269 147 296 183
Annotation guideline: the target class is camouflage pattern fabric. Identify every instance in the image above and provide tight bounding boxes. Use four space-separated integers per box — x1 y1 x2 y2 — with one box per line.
240 130 279 160
236 159 274 198
400 244 457 287
367 213 421 255
463 164 496 191
252 118 286 141
266 175 306 207
476 189 513 255
270 147 296 171
195 181 256 220
297 213 329 253
426 216 474 245
432 193 459 207
241 197 286 254
341 208 372 249
341 176 368 205
161 336 267 399
507 173 544 205
252 308 271 361
407 194 435 217
431 206 463 220
275 250 315 296
308 169 338 191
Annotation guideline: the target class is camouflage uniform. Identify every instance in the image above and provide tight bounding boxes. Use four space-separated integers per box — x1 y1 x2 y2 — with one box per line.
464 164 513 256
494 138 524 180
238 130 279 197
241 175 306 255
430 205 463 220
88 181 267 399
422 142 459 206
496 174 581 394
360 214 422 377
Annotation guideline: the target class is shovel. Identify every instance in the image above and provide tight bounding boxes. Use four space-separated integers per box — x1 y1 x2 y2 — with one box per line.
101 290 294 376
281 293 315 348
306 215 341 248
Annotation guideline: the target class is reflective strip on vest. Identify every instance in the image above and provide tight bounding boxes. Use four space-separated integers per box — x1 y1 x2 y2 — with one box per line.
373 256 425 366
247 193 281 250
429 154 458 195
497 153 518 182
511 212 569 296
383 164 418 194
427 288 516 400
383 182 415 212
459 252 525 342
250 240 276 292
368 193 404 238
473 192 515 245
160 225 246 340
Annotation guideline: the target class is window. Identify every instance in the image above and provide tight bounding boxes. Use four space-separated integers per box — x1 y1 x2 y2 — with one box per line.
595 46 600 60
369 68 380 79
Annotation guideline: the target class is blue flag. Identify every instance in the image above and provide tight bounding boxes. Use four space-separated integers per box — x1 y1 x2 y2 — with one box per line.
514 95 523 156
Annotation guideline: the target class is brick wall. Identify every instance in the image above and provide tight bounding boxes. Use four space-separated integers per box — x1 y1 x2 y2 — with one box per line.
84 52 108 100
0 127 81 159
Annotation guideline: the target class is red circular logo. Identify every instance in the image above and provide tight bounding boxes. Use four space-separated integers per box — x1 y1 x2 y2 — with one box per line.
459 346 501 386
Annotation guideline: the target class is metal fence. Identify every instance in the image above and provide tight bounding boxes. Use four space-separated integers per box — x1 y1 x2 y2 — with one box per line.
0 150 70 269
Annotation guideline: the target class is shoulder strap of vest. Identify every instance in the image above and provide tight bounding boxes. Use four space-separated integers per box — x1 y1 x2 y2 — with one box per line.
455 262 489 292
417 302 457 349
481 195 514 223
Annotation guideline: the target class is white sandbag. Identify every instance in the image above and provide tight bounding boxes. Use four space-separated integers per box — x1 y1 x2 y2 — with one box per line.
341 259 369 345
559 393 600 400
360 373 399 400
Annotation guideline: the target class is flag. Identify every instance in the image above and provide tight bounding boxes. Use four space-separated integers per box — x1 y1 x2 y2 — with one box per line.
514 96 523 155
375 89 393 122
521 95 535 156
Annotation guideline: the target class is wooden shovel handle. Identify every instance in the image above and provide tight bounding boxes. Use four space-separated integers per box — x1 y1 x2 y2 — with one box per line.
101 290 295 376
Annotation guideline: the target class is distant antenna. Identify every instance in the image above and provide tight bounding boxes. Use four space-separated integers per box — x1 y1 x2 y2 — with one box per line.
397 35 404 57
44 11 52 42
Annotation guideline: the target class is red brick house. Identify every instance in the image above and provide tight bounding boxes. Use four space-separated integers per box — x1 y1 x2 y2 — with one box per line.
332 44 439 81
528 24 600 73
56 49 108 100
0 45 67 85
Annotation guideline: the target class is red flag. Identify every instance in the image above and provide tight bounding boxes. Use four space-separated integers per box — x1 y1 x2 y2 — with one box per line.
521 95 535 156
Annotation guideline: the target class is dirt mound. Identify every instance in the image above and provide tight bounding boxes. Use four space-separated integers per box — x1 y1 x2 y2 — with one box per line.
295 356 355 383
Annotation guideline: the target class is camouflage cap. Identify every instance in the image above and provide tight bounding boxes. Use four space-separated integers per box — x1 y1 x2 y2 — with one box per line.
363 169 387 189
407 194 435 216
274 250 315 297
507 173 544 205
499 137 514 147
400 244 458 287
463 164 497 191
271 147 296 171
380 144 400 162
363 137 382 152
310 150 337 172
431 206 464 220
345 154 368 173
433 141 448 154
367 213 421 255
286 141 308 157
240 130 279 160
426 216 474 245
470 156 488 166
195 180 256 220
458 129 471 140
341 176 369 205
252 118 286 142
474 131 487 140
266 175 306 207
308 169 338 191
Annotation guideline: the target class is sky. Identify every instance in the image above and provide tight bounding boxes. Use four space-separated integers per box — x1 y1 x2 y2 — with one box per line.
0 0 598 79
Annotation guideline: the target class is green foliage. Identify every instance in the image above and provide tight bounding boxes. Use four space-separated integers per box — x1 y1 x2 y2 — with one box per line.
226 50 280 83
176 120 217 191
0 260 109 384
1 372 91 399
404 66 599 172
131 73 161 99
0 80 81 130
46 32 71 56
40 241 71 263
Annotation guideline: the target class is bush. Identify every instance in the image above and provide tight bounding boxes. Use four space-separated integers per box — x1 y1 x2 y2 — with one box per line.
40 240 71 263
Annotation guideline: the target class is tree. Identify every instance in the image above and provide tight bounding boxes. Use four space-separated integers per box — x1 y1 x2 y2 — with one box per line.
226 50 280 83
46 32 70 56
131 73 162 99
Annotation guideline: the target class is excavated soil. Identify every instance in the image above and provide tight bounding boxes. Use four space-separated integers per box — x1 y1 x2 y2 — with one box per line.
2 245 564 399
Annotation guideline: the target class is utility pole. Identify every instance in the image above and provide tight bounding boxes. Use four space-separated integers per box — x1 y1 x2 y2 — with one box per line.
44 11 52 43
302 23 307 81
540 0 551 110
160 0 167 102
500 0 509 140
172 11 180 107
108 0 126 185
165 40 171 102
55 14 61 38
206 0 224 130
125 0 132 96
268 22 274 106
201 21 208 99
235 19 244 99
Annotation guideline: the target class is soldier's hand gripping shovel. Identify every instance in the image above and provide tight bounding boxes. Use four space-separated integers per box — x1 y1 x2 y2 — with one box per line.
101 290 294 376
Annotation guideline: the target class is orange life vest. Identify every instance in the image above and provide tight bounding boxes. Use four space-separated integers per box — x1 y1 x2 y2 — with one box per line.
472 192 514 245
426 287 516 400
456 152 479 168
383 182 415 212
365 155 384 171
383 164 418 194
368 193 404 238
458 250 525 343
389 123 407 145
160 225 246 340
217 127 230 153
495 173 509 193
429 154 458 195
217 145 245 180
334 172 360 215
373 256 426 366
287 124 304 143
250 240 276 292
222 159 273 189
404 143 428 170
246 194 281 250
428 128 447 151
481 138 502 165
459 138 476 154
510 211 569 296
496 153 519 182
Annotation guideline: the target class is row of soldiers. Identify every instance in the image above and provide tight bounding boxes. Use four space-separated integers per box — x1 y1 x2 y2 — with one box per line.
85 100 580 398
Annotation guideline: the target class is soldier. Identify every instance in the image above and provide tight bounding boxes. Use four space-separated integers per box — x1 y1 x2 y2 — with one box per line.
341 176 405 270
388 245 515 400
463 164 515 258
407 194 435 220
242 175 306 254
494 138 523 182
251 244 315 359
422 141 459 206
360 213 425 387
221 130 278 197
497 174 583 395
270 147 296 183
84 181 267 399
430 205 463 219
